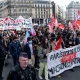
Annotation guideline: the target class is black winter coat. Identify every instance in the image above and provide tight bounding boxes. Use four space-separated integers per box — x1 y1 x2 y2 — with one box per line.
7 64 37 80
23 43 32 59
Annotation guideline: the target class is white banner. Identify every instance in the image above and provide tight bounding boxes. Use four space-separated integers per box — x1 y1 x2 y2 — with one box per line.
22 17 32 28
0 16 33 30
48 45 80 78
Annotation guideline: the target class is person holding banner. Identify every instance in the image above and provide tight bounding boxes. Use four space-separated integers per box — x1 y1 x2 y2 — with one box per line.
65 33 75 48
75 31 80 45
50 37 64 77
38 37 50 80
65 32 75 72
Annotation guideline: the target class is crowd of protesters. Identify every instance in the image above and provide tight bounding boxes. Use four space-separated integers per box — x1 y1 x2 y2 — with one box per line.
0 25 80 80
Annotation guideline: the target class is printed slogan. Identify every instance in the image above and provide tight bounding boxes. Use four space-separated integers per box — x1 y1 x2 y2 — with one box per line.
48 45 80 77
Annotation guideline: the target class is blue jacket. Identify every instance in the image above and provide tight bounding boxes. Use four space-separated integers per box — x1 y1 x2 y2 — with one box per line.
9 40 22 58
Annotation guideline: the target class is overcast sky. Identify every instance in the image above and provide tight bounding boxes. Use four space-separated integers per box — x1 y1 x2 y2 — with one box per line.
52 0 80 10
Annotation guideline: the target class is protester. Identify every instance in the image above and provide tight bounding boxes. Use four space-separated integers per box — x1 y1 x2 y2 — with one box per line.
7 52 37 80
38 37 50 80
9 35 22 66
0 35 6 80
75 31 80 45
23 37 35 66
65 33 75 48
32 36 39 68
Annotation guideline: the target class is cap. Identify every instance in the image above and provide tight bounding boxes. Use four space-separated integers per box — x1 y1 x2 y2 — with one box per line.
19 52 28 58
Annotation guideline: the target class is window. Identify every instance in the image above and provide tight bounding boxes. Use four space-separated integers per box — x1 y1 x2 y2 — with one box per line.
39 15 40 18
39 4 41 7
19 9 21 12
22 9 24 12
25 9 27 11
14 8 17 12
36 4 38 7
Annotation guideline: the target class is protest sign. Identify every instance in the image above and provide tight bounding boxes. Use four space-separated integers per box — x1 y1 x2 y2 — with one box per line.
48 45 80 77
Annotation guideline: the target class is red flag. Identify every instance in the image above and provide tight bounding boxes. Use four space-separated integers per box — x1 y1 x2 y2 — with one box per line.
49 14 55 27
72 10 80 30
55 18 58 28
55 36 62 50
73 19 79 30
5 17 8 21
76 20 80 25
78 10 80 15
69 22 73 30
49 14 55 33
59 23 65 30
48 25 53 33
76 20 80 29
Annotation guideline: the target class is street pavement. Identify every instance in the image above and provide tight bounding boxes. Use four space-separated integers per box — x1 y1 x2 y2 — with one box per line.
2 57 80 80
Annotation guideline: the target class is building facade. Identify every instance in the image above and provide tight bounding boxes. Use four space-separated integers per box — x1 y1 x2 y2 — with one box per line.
0 0 52 25
66 1 80 21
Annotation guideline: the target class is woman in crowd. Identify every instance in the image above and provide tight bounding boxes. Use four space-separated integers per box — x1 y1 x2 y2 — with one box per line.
38 37 50 80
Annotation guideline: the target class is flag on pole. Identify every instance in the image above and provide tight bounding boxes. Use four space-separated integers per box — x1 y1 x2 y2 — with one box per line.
59 23 65 30
76 20 80 29
78 10 80 17
55 18 58 28
29 24 36 36
55 36 62 50
69 22 73 30
23 30 30 45
73 10 80 29
48 14 55 33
